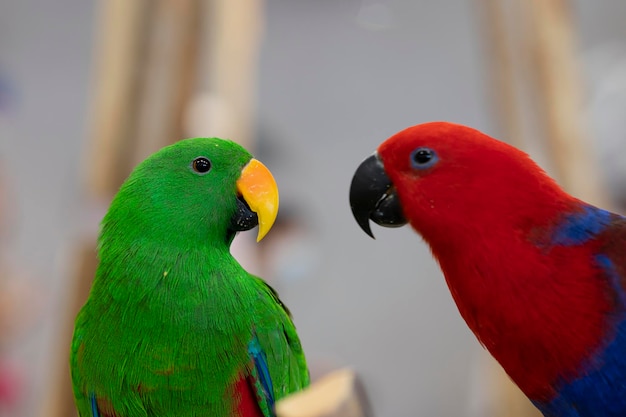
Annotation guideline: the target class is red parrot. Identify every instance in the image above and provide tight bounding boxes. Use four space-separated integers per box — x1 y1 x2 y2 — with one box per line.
349 122 626 416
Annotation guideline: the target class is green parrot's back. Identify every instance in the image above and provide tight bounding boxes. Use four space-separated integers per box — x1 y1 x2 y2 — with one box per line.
70 138 309 417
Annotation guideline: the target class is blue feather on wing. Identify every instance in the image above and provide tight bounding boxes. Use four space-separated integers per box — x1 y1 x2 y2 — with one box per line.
248 336 275 413
535 205 626 417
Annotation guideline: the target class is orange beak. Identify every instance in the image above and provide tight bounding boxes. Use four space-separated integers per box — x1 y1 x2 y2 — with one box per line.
236 158 279 242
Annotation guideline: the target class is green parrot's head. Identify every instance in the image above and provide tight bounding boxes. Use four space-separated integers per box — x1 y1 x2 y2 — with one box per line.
101 138 279 251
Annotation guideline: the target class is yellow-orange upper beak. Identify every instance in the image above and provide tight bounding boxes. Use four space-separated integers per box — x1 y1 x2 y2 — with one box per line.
236 158 279 242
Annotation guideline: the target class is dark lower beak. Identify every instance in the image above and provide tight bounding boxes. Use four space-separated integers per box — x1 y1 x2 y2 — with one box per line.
227 197 259 243
349 153 407 238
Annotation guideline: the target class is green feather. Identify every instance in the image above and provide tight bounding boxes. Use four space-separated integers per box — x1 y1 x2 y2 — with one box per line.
70 138 309 417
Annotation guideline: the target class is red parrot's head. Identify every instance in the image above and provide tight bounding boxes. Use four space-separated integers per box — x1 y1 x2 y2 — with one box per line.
349 121 568 244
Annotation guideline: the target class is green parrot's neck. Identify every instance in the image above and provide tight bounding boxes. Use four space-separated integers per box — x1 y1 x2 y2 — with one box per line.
92 234 254 329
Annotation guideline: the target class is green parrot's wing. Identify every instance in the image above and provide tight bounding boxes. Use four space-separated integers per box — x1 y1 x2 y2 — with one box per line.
252 279 310 403
71 320 147 417
70 277 308 417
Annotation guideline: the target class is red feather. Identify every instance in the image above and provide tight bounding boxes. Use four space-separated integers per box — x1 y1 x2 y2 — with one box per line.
233 373 265 417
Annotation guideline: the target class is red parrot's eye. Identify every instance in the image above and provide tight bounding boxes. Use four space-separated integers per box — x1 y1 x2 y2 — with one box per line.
410 147 438 170
192 157 212 174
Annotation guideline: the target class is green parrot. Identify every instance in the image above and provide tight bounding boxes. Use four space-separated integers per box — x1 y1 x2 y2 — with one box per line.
70 138 309 417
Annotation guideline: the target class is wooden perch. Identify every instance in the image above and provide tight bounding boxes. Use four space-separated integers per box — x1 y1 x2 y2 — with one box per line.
526 0 609 208
186 0 264 148
85 0 152 196
39 240 99 417
477 0 525 149
276 369 372 417
130 0 201 167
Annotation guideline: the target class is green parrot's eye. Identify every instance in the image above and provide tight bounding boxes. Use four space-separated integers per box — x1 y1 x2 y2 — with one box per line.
191 157 212 174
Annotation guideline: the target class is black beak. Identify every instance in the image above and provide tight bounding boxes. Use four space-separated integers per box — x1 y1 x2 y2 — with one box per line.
227 197 259 243
349 153 407 238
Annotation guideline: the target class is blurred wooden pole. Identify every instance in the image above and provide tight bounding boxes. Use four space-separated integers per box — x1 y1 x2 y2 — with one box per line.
208 0 263 148
526 0 609 207
481 360 542 417
276 369 373 417
85 0 152 197
131 0 202 167
185 0 264 148
40 242 101 417
477 0 525 149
